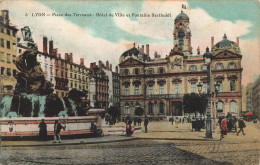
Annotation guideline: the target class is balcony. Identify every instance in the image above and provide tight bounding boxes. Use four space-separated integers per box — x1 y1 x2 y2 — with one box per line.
146 94 184 99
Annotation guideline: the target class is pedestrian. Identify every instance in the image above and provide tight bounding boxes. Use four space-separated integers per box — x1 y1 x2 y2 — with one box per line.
134 117 137 126
175 117 179 128
38 119 47 141
179 117 181 124
182 117 185 124
237 118 246 136
138 117 141 126
220 117 227 140
171 115 174 125
144 116 149 133
125 116 132 136
53 119 64 143
218 117 223 129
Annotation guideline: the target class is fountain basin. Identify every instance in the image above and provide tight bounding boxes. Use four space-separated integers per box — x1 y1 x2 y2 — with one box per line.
0 116 103 139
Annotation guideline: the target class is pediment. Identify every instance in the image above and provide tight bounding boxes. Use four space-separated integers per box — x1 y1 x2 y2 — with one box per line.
213 50 242 59
119 57 144 66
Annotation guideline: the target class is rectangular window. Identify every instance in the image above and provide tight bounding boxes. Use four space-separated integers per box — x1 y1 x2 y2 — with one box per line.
70 73 72 78
217 81 223 92
13 69 17 77
134 85 139 95
1 67 5 75
125 105 130 115
74 74 77 79
191 83 196 93
7 29 10 35
71 82 73 88
149 85 153 95
61 71 64 78
159 84 164 94
75 82 77 88
7 68 11 76
56 69 58 76
203 82 208 93
124 85 129 95
12 31 16 37
1 52 4 62
50 67 53 75
1 39 4 47
19 49 22 54
175 83 180 94
230 80 236 91
7 54 10 63
12 55 16 63
6 41 10 49
65 72 67 78
0 28 4 33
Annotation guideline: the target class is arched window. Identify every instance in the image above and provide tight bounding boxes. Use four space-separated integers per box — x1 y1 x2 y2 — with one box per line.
230 101 236 113
201 65 207 71
217 81 223 92
124 84 129 95
217 101 224 112
134 85 139 95
159 102 165 114
215 63 224 70
134 68 139 75
230 80 236 91
228 62 236 69
124 103 130 115
124 69 129 75
148 102 153 115
190 65 197 72
159 67 164 74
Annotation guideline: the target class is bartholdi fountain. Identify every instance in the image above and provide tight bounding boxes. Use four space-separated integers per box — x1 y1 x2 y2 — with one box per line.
0 27 103 139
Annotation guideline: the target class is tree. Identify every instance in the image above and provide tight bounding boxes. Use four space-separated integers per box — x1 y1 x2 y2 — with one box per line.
107 106 121 123
135 107 144 116
183 93 207 117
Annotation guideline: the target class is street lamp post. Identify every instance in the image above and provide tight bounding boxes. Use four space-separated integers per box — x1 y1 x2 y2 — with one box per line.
203 47 213 138
212 82 220 132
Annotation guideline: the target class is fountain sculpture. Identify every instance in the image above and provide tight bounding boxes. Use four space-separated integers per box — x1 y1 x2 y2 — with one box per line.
0 26 85 117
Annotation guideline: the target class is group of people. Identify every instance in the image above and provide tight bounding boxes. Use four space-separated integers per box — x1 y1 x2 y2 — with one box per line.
38 119 65 143
125 116 149 136
219 116 246 140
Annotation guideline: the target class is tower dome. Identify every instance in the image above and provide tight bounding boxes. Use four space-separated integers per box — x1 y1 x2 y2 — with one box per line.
175 11 189 19
212 34 241 54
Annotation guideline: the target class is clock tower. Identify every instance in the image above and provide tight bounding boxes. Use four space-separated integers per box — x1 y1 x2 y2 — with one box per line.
173 11 192 56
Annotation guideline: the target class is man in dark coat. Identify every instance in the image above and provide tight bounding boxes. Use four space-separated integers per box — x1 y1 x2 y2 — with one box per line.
144 116 149 133
38 119 47 141
237 118 246 136
53 120 64 143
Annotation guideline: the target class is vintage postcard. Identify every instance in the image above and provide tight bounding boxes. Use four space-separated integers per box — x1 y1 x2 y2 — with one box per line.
0 0 259 164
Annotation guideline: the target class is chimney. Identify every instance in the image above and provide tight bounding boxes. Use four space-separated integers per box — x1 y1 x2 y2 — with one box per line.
99 61 102 72
141 45 144 53
110 64 112 71
52 48 58 57
211 37 214 50
116 66 118 73
237 37 239 46
80 58 84 66
49 40 53 55
146 44 149 57
1 10 10 25
69 53 73 63
106 61 109 70
65 53 69 61
43 37 48 54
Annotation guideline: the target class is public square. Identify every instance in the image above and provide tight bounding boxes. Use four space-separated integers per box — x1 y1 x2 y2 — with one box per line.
0 121 259 165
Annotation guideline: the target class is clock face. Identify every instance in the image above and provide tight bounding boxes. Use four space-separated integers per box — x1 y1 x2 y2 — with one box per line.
178 29 185 38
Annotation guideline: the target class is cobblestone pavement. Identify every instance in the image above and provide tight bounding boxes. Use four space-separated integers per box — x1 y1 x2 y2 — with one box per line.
0 121 259 165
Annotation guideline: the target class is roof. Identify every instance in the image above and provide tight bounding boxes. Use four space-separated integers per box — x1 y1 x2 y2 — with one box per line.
214 34 239 49
175 11 189 19
121 46 148 60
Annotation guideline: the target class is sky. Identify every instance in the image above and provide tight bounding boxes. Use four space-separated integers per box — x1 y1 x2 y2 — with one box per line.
1 0 259 86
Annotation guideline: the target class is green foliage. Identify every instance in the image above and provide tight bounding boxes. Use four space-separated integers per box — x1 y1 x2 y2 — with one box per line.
108 106 121 119
135 107 144 116
68 88 84 101
183 93 208 116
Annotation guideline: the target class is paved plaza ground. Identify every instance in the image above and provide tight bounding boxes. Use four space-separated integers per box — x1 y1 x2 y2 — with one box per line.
0 120 259 164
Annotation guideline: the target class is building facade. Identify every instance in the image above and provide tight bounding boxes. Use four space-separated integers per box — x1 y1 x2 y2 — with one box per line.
0 10 18 95
119 11 243 117
252 75 260 120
